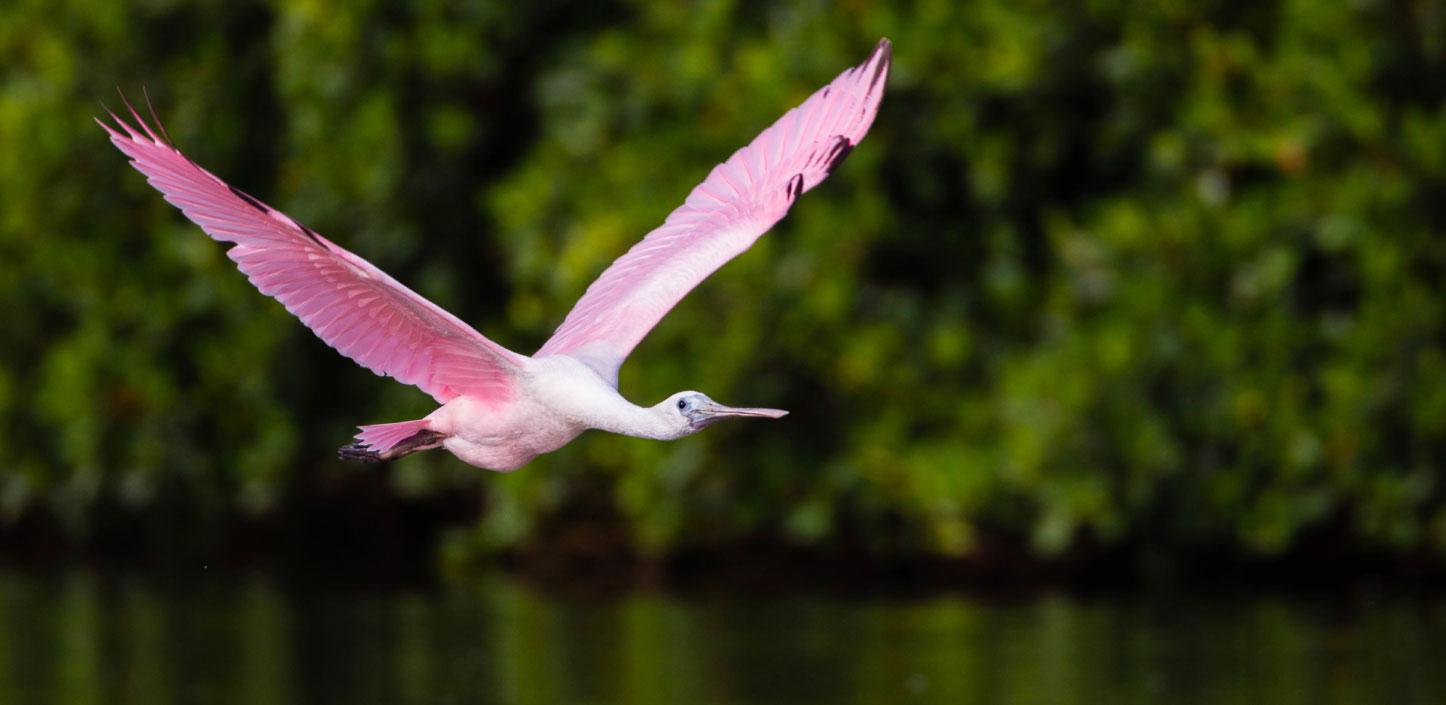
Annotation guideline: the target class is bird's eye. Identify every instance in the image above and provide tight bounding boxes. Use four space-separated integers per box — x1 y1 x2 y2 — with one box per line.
677 399 688 411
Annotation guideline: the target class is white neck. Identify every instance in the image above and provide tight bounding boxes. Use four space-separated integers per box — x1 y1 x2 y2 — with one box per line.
527 355 683 440
586 399 678 440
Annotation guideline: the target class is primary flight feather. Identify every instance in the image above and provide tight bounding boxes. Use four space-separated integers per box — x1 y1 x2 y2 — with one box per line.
102 39 891 471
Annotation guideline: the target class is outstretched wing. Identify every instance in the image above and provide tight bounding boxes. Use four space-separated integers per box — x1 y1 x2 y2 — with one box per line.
535 39 892 384
100 102 528 405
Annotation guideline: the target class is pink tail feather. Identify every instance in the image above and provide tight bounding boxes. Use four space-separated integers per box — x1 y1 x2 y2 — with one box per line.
354 419 432 452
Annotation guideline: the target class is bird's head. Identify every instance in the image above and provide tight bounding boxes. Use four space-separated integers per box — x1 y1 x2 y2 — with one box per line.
654 391 788 439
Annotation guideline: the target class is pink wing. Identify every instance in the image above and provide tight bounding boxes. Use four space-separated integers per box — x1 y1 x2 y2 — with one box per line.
100 103 528 405
536 39 891 383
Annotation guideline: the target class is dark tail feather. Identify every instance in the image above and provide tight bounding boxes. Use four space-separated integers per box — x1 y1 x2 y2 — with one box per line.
338 443 384 463
339 420 446 463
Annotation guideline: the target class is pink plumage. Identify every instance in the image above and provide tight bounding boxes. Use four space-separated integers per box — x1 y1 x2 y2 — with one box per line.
536 39 892 383
101 39 891 470
97 105 529 407
354 420 434 452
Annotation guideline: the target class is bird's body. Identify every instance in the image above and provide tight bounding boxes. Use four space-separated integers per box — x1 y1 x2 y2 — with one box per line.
431 356 638 472
102 40 891 471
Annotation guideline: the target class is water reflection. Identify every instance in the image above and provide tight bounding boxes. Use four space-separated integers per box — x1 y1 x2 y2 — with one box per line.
0 568 1441 704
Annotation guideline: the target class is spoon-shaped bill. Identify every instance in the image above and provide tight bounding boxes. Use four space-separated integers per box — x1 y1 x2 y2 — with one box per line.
690 402 789 424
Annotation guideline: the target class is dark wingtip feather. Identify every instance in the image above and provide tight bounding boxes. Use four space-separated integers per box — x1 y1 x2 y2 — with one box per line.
786 173 805 201
298 224 326 247
141 85 174 146
101 95 143 141
227 184 268 213
115 88 161 143
869 38 892 91
824 135 855 174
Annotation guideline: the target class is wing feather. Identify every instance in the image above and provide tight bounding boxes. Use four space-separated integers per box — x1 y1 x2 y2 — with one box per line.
101 103 528 404
536 39 891 383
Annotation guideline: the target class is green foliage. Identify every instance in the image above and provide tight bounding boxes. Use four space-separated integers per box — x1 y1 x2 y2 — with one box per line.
2 0 1444 565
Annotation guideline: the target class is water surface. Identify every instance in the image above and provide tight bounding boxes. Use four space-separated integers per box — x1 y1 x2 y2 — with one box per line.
0 568 1440 704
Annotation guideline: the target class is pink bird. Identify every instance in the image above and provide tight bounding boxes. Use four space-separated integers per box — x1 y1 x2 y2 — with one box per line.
101 39 891 471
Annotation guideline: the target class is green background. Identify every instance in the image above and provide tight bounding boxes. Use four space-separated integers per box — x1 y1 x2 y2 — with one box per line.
2 0 1445 575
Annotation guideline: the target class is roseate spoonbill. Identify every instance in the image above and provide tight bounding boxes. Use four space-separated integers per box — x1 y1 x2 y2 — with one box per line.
101 39 891 471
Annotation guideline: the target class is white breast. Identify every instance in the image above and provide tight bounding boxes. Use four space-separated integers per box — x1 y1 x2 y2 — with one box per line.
425 354 631 471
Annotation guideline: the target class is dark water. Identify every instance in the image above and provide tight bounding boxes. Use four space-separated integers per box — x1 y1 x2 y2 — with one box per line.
0 568 1442 704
